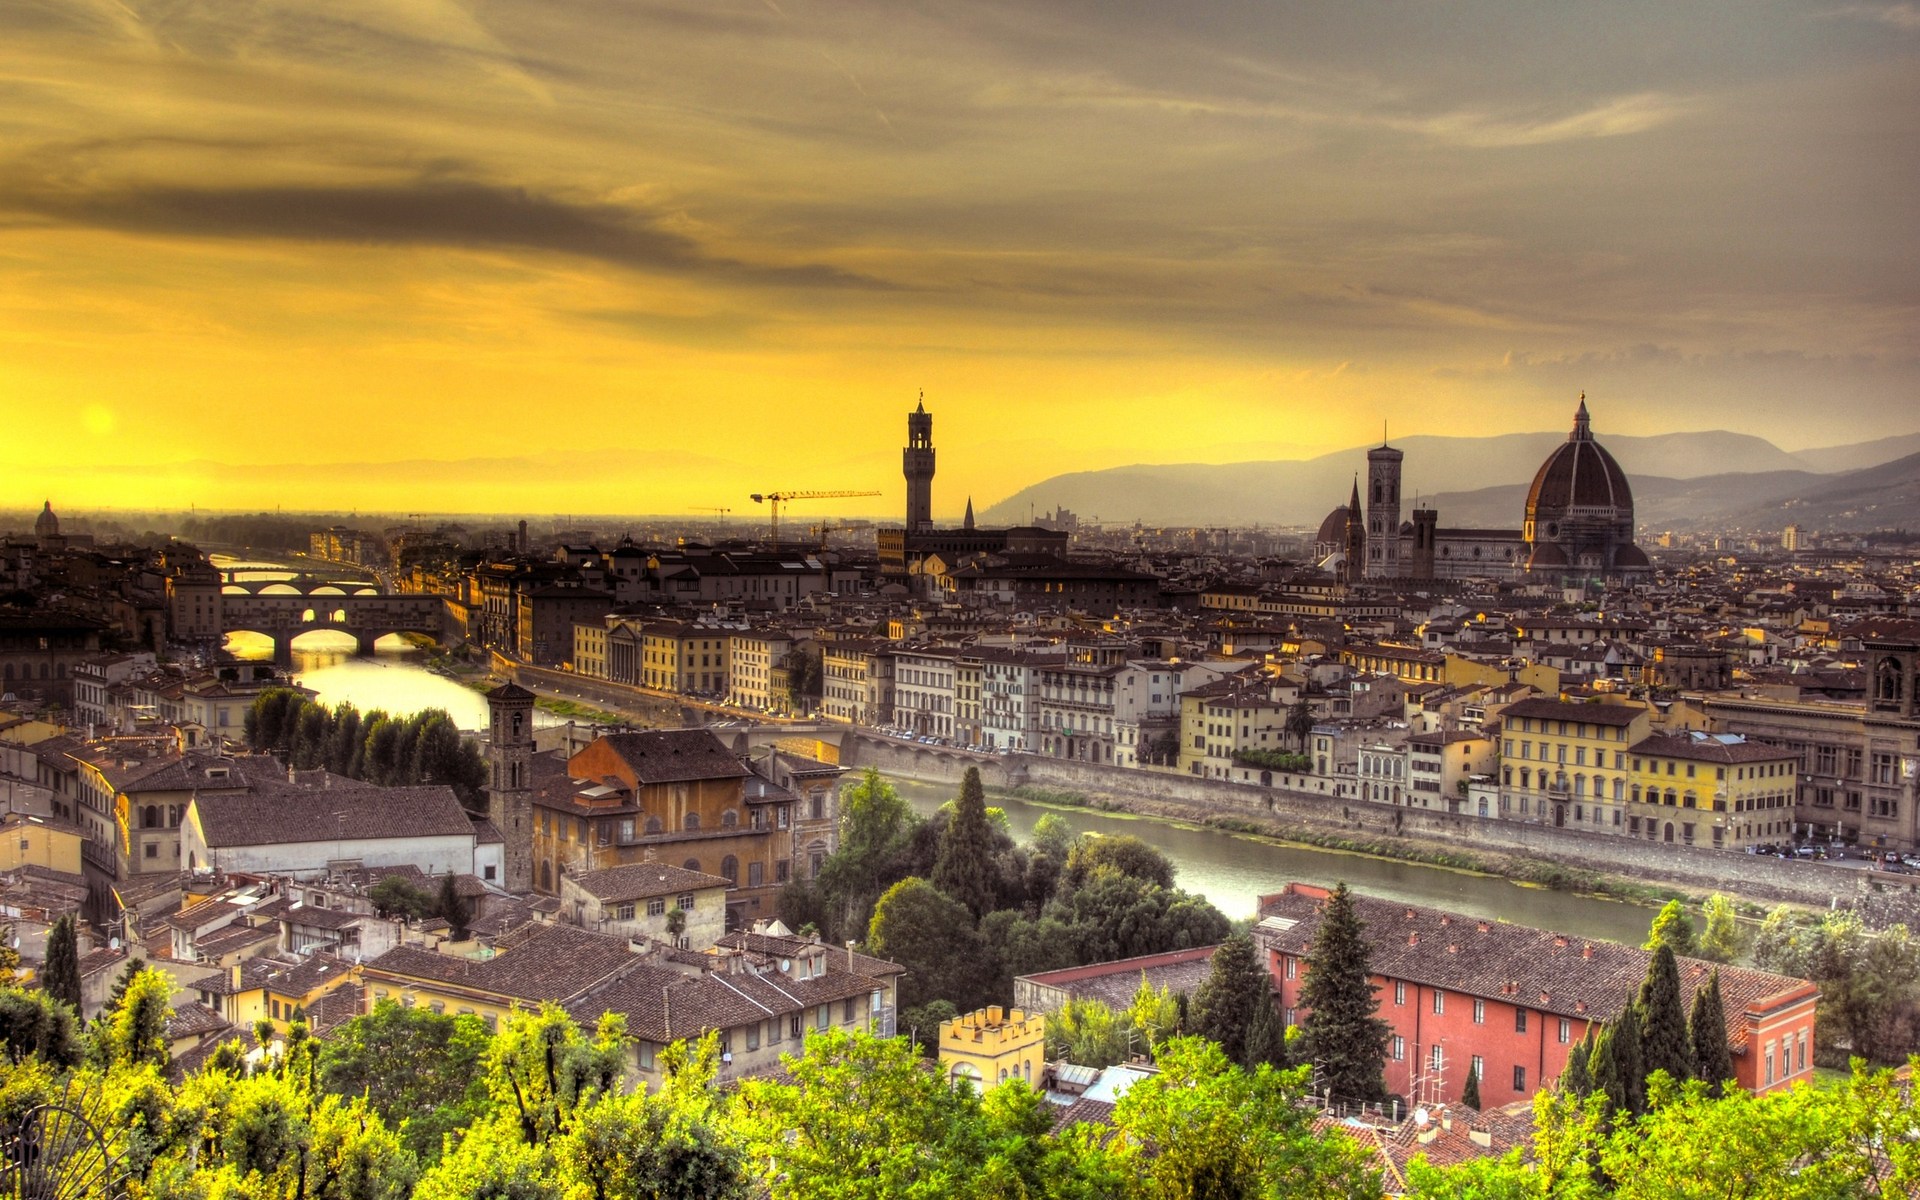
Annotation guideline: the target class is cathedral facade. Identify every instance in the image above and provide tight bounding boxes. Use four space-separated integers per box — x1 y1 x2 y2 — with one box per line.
1316 399 1651 589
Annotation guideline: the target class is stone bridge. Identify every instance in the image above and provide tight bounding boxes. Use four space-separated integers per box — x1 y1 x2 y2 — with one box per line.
219 572 380 596
218 592 445 664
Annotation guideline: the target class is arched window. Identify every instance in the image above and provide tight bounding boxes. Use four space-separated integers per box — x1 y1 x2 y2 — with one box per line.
1613 778 1625 801
1631 784 1641 804
1878 658 1904 704
142 804 160 828
645 816 663 834
683 858 701 872
684 812 700 831
721 856 739 884
722 810 738 829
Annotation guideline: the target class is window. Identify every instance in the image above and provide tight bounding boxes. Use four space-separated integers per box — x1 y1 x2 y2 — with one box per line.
816 1005 829 1031
1284 956 1297 980
748 861 764 887
722 856 739 884
776 861 790 884
1392 1036 1405 1061
1558 1019 1571 1044
745 1024 760 1051
1470 1054 1484 1086
1430 1044 1444 1071
1516 1009 1528 1034
1513 1065 1527 1092
791 1014 804 1039
678 893 695 910
769 1015 782 1043
647 897 666 917
1394 981 1406 1006
144 842 157 859
844 997 857 1022
615 902 636 921
1473 998 1485 1025
1433 991 1446 1015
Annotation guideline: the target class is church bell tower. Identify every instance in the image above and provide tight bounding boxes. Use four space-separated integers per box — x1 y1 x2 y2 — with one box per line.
485 681 536 894
903 393 935 533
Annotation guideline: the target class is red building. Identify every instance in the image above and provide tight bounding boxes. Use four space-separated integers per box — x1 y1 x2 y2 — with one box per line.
1257 883 1818 1109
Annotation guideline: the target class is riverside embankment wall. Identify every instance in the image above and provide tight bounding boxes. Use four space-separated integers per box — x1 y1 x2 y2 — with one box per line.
840 733 1864 908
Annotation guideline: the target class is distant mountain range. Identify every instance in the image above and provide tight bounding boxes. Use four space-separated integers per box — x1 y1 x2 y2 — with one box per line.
980 431 1920 532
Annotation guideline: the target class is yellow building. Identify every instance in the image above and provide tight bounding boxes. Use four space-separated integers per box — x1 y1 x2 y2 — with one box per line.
0 812 85 874
939 1005 1046 1090
1495 697 1655 833
1626 733 1799 851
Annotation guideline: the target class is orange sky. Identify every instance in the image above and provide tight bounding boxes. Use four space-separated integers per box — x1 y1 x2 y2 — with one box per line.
2 2 1915 518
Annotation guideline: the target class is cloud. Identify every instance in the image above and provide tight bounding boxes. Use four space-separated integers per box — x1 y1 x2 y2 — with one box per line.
0 176 891 289
1825 4 1920 31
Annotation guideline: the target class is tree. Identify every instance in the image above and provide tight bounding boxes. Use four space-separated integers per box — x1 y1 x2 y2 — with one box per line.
537 1034 744 1200
731 1027 990 1199
437 872 472 941
1064 834 1176 890
0 985 82 1067
868 877 987 1014
1046 997 1135 1068
1108 1036 1384 1199
1245 994 1292 1071
1298 883 1391 1108
815 769 919 942
1697 894 1743 964
1689 969 1734 1098
1190 933 1268 1069
41 914 82 1014
1285 697 1317 751
931 768 996 919
371 875 433 920
318 999 493 1162
94 966 172 1070
1560 1026 1596 1097
1637 944 1692 1088
1593 1007 1646 1120
1461 1060 1481 1110
1643 899 1697 958
1049 868 1229 964
1126 974 1182 1054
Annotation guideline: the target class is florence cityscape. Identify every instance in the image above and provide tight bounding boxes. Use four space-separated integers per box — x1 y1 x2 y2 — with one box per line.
2 1 1917 1196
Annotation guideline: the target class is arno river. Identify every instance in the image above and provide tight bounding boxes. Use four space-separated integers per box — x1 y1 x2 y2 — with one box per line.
213 554 1654 941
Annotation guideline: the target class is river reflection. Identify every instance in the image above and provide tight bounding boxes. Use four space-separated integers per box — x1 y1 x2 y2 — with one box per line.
885 775 1654 944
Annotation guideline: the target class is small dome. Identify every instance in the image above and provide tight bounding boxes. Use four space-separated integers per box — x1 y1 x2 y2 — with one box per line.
1613 543 1651 569
34 501 58 537
1525 401 1632 519
1315 505 1352 546
1527 542 1569 569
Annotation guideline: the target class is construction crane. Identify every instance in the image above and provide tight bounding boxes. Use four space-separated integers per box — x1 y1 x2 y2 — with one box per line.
691 506 733 527
750 489 880 543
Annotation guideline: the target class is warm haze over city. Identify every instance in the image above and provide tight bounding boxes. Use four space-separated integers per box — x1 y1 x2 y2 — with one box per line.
2 1 1916 515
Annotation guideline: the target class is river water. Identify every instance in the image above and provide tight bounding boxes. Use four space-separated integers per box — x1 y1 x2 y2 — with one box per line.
209 555 1653 943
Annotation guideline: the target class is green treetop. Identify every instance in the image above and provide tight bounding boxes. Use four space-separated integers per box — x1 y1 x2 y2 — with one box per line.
1298 882 1391 1108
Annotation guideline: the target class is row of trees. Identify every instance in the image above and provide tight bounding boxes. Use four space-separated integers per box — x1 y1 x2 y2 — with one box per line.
7 974 1915 1199
1751 904 1920 1065
245 688 487 810
793 769 1232 1040
1560 945 1737 1122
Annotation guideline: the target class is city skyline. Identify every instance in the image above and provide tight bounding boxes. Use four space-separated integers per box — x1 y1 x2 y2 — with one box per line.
3 1 1916 513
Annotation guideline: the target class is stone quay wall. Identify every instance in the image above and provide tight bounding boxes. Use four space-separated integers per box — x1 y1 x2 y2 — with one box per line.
839 732 1862 909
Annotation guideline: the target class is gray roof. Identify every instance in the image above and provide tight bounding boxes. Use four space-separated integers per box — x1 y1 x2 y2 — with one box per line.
569 862 731 903
192 785 474 848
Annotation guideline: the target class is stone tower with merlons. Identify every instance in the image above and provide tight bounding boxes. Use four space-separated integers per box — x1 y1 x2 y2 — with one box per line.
903 393 935 533
485 681 536 894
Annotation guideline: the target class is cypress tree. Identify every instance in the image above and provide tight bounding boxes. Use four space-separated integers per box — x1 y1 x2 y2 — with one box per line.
1192 933 1266 1067
437 872 472 941
1245 993 1290 1070
930 768 996 919
1610 1005 1647 1116
1299 882 1391 1107
1560 1026 1596 1097
41 915 82 1013
1690 969 1735 1097
1461 1060 1481 1110
1587 1023 1623 1118
1637 944 1692 1088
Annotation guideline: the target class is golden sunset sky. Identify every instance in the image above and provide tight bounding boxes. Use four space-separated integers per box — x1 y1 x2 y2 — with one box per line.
2 1 1915 517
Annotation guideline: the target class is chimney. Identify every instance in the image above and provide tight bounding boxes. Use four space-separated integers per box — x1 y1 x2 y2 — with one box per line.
1408 932 1419 946
1581 944 1592 959
1476 920 1491 933
1552 935 1568 948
